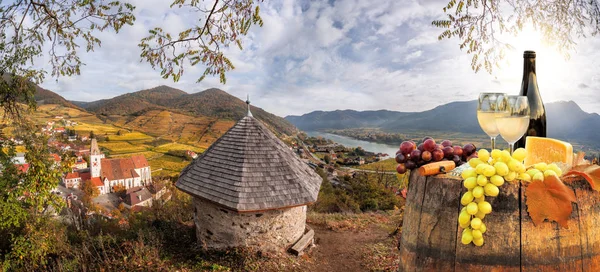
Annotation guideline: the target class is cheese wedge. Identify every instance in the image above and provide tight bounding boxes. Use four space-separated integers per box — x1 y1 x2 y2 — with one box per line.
524 136 573 167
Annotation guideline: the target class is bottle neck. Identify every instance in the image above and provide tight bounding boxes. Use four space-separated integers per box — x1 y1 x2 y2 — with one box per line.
522 58 536 78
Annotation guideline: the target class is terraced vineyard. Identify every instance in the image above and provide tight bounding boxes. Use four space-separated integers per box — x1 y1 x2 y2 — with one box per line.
26 104 236 177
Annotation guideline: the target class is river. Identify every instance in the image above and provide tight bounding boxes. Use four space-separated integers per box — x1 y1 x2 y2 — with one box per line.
305 131 399 157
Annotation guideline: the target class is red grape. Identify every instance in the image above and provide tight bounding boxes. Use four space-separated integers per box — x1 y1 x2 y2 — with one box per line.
396 150 402 155
436 144 444 150
410 150 422 162
423 139 436 152
452 155 461 164
396 163 407 174
417 160 426 166
432 149 444 161
400 141 415 155
467 152 479 161
463 143 476 156
453 146 463 157
421 150 432 162
422 136 433 143
441 140 452 147
405 160 417 170
443 146 454 159
417 143 424 151
395 153 407 164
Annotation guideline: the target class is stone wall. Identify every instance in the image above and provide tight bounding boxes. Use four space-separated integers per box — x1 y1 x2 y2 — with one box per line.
193 197 306 251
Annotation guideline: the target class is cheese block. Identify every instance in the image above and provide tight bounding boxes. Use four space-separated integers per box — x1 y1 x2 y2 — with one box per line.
524 136 573 167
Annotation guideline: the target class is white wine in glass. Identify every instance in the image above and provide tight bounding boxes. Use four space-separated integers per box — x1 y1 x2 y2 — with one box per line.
477 93 506 150
496 95 530 154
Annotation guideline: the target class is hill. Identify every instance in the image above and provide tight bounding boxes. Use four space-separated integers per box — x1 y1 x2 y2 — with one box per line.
79 87 297 135
286 100 600 149
34 86 82 109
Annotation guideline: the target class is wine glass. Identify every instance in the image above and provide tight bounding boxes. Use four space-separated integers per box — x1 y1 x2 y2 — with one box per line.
496 95 530 154
477 93 506 150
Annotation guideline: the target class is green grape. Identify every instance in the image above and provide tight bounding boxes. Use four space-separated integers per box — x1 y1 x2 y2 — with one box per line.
512 148 527 162
463 177 477 189
473 237 484 246
472 229 483 239
534 163 548 172
460 220 471 228
483 165 496 177
515 163 527 174
469 158 484 168
484 183 499 197
494 162 509 176
505 171 517 182
489 159 497 166
490 175 505 186
470 217 482 229
475 163 487 175
519 173 532 182
462 228 473 245
461 191 475 206
472 186 484 198
491 149 502 159
478 149 490 163
475 210 486 219
461 168 477 179
501 150 512 162
479 222 487 234
474 196 485 203
477 175 488 186
508 159 520 172
544 169 557 177
532 172 545 182
478 201 492 214
466 202 478 215
548 164 563 176
458 210 471 225
526 168 542 178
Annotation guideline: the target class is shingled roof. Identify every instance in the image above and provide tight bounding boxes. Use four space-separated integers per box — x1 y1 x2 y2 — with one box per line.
176 116 322 212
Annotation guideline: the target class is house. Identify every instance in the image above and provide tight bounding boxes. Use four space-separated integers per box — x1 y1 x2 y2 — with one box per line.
329 149 337 160
185 150 198 159
12 153 26 164
16 163 30 173
49 153 61 168
54 127 65 134
90 177 105 194
64 172 82 189
68 135 77 142
123 186 153 209
73 158 87 170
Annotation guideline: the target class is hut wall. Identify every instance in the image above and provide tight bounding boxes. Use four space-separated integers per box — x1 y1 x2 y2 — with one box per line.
193 198 306 250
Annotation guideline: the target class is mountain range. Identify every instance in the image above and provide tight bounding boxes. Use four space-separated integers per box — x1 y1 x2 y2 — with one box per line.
285 100 600 148
68 85 296 135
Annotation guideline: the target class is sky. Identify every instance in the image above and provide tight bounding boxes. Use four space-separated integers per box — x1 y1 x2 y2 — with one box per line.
38 0 600 117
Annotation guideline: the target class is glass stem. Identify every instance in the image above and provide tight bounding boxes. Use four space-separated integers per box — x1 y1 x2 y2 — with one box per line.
509 143 515 155
490 137 496 150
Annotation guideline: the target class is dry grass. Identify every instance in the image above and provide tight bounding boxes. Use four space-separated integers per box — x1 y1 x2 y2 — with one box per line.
99 141 149 154
154 143 205 153
109 132 153 141
74 123 120 134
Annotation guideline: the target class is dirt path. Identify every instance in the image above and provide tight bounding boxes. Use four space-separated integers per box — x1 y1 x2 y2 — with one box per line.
302 223 397 272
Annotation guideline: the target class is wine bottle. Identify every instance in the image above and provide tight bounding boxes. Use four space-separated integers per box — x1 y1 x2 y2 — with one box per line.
516 50 546 149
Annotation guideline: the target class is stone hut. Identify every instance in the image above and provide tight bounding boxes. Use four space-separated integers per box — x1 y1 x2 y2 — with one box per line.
176 100 322 251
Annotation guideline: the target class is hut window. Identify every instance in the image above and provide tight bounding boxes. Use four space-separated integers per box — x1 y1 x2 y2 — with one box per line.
220 209 229 214
255 213 263 218
206 229 213 235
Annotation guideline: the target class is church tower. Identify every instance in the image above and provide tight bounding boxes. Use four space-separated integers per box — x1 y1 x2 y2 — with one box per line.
90 138 104 178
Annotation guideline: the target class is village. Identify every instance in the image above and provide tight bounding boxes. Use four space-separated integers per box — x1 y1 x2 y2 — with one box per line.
8 116 171 219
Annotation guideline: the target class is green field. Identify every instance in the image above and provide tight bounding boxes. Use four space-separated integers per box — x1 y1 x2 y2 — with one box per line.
355 158 398 172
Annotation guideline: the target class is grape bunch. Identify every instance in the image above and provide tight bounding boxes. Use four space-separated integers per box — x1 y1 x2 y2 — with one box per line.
395 137 478 174
458 148 529 247
524 162 563 182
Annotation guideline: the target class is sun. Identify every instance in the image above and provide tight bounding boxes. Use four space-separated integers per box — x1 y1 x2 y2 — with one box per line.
493 25 570 100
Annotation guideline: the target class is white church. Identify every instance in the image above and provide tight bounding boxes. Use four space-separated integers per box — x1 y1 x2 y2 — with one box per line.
65 138 152 195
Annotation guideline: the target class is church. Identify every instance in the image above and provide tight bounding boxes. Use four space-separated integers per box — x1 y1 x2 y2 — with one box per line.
65 138 152 195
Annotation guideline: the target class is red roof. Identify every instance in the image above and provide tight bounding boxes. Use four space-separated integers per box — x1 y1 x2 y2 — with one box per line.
101 156 147 181
131 155 149 168
17 164 29 173
54 127 65 131
90 177 103 187
80 172 91 181
65 172 80 180
50 153 61 162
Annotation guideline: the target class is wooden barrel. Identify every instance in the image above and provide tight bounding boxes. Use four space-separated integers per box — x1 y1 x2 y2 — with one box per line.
398 170 600 271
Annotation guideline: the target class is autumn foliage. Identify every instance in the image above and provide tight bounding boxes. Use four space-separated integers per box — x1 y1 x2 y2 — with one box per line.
525 175 577 228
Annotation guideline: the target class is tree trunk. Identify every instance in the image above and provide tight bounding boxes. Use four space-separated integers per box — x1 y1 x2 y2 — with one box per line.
399 171 600 271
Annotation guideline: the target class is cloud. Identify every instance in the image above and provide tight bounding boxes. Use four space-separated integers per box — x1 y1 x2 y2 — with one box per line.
36 0 600 116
